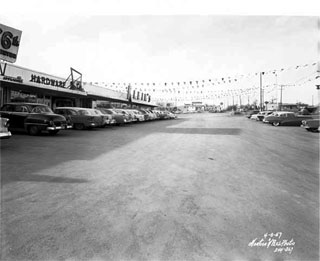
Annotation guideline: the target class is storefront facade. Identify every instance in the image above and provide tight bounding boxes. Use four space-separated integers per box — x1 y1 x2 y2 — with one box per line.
0 62 88 109
0 62 157 109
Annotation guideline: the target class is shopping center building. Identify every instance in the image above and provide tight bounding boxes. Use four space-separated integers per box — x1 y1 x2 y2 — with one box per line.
0 62 156 110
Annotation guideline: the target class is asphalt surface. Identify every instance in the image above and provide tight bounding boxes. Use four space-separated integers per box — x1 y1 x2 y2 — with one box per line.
1 112 319 261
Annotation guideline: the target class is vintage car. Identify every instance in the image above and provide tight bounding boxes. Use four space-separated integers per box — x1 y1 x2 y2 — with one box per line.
256 111 273 121
114 109 132 123
137 109 150 121
0 117 11 139
94 108 116 125
166 111 177 119
124 110 138 122
0 103 71 135
250 113 259 120
54 107 103 130
96 108 126 125
301 119 320 132
263 111 313 126
127 109 145 122
246 110 260 119
92 109 112 127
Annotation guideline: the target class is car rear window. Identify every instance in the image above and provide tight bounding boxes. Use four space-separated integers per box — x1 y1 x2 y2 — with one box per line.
78 110 90 115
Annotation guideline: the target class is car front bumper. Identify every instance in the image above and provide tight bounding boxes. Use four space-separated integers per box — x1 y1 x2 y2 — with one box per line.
47 124 73 130
0 131 11 139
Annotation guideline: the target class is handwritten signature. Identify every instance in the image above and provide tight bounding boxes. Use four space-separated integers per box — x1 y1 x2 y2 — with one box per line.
248 232 295 254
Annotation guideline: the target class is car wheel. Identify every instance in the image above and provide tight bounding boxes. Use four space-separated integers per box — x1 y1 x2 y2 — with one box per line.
310 128 319 133
74 123 85 130
28 125 41 135
48 130 59 135
272 122 280 127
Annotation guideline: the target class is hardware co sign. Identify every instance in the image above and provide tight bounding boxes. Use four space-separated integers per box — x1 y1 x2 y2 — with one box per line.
0 23 22 63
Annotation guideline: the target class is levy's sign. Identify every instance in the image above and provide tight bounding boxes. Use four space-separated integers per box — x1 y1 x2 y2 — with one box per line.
0 24 22 63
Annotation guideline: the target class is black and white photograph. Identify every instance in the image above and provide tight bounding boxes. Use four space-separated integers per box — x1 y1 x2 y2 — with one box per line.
1 1 319 260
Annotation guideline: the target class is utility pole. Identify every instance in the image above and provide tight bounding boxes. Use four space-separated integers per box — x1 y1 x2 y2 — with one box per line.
279 85 283 111
272 71 278 109
260 72 264 111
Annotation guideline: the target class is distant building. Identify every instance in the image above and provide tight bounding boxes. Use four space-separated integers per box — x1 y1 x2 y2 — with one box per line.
266 103 308 112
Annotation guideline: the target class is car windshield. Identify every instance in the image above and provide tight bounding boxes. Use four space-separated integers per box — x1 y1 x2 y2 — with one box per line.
94 110 102 115
31 105 53 113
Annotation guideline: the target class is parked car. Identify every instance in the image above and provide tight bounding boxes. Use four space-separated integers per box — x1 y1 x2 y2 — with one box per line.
92 109 112 127
128 110 145 122
158 111 169 120
256 111 273 121
146 110 157 120
0 117 11 139
301 119 320 132
263 111 313 126
250 113 259 121
166 111 177 119
114 109 133 123
96 108 126 125
246 110 260 119
137 109 150 121
94 108 116 125
124 109 138 122
0 103 71 135
54 107 102 130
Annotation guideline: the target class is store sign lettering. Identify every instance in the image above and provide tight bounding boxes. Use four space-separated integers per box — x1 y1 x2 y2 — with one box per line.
30 74 66 88
3 75 23 83
0 23 22 63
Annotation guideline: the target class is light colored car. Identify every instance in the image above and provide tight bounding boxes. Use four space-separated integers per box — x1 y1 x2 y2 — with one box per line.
130 110 145 122
137 109 150 121
256 111 273 121
250 113 259 120
0 117 11 139
96 108 126 125
166 111 177 119
124 110 138 122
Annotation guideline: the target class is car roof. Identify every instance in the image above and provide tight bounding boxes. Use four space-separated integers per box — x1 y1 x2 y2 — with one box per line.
4 102 47 106
55 107 91 110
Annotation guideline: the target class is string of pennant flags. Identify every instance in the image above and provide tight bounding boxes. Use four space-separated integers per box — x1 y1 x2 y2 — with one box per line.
84 61 318 102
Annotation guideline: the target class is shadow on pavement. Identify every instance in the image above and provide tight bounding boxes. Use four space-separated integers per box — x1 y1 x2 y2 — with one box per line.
7 174 89 184
1 118 188 185
161 127 241 135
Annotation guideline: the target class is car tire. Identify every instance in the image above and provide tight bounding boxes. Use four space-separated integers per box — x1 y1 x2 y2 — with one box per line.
74 123 85 130
310 128 319 133
272 122 280 127
28 125 41 135
48 130 59 135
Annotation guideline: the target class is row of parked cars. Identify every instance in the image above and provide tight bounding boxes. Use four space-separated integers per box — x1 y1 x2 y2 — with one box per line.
246 109 320 132
0 102 177 137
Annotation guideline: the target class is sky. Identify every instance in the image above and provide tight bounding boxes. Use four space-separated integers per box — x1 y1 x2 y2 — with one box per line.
1 0 319 105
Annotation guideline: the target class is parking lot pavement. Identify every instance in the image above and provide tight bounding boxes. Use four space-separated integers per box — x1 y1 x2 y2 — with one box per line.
1 113 319 260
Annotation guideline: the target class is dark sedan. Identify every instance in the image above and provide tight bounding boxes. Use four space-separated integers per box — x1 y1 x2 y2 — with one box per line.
0 103 72 135
263 111 313 126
